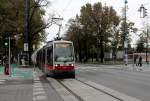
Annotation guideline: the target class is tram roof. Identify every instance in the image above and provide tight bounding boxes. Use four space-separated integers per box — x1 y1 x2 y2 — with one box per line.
45 40 72 47
32 40 73 55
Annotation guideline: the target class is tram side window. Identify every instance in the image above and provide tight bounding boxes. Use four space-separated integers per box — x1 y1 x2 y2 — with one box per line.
42 50 45 64
47 47 53 66
39 51 42 66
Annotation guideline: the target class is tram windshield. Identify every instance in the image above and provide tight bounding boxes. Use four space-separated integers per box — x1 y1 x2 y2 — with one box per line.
54 43 74 62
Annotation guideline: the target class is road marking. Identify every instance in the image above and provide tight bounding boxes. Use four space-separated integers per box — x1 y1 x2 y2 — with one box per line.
33 95 47 101
34 78 40 80
34 85 43 88
33 77 48 101
0 80 5 82
33 91 45 95
33 87 44 91
34 80 41 83
34 83 42 85
0 79 5 84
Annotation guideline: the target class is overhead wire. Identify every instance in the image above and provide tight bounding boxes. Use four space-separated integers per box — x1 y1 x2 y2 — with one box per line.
47 0 74 38
61 0 73 15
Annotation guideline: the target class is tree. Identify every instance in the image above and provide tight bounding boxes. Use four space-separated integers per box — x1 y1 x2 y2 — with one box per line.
65 2 120 62
65 15 86 62
136 36 145 52
0 0 52 63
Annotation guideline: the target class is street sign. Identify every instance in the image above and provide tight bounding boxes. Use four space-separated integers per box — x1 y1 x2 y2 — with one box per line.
124 41 128 48
24 43 28 51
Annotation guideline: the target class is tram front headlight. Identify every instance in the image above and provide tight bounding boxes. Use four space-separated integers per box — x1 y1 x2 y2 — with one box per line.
69 64 74 66
55 64 60 66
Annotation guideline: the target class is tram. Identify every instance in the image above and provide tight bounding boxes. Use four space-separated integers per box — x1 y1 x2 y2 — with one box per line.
32 40 75 78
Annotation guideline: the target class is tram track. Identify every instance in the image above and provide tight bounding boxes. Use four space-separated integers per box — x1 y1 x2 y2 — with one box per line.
46 75 141 101
57 79 84 101
48 77 122 101
75 78 123 101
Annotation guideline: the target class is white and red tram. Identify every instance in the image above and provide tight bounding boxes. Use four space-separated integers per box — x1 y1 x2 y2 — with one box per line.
32 40 75 78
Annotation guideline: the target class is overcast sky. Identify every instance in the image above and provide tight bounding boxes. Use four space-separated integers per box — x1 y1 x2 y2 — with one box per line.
45 0 150 45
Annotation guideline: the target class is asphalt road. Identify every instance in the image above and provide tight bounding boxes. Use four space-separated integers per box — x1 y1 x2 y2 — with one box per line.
1 64 150 101
76 63 150 101
0 67 63 101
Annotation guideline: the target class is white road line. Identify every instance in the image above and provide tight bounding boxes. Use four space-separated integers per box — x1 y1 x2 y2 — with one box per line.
34 78 40 80
33 91 45 95
34 80 41 83
33 85 43 88
0 80 5 84
33 87 44 91
33 77 48 101
34 83 42 85
0 80 5 82
33 95 47 100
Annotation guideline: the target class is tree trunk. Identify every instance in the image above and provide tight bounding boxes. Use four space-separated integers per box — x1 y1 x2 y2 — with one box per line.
85 36 88 62
96 46 99 62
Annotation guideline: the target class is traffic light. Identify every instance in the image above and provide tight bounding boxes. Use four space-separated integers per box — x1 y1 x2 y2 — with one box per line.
144 8 148 17
139 4 148 18
5 42 8 47
3 36 9 48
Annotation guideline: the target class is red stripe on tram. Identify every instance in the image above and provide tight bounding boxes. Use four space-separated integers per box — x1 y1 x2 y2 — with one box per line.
44 64 53 70
55 66 74 70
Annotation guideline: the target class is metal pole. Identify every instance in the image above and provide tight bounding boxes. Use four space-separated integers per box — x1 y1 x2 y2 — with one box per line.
124 0 128 66
146 27 149 64
8 36 11 76
25 0 30 65
25 0 29 46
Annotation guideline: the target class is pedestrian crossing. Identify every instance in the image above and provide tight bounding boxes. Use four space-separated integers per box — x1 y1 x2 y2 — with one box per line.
33 71 48 101
0 79 6 84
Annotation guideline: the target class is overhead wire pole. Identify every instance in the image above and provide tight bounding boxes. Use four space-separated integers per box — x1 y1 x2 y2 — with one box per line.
146 27 149 64
124 0 128 66
25 0 30 65
8 35 11 76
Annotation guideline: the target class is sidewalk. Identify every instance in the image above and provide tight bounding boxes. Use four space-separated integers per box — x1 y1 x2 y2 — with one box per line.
0 64 33 80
